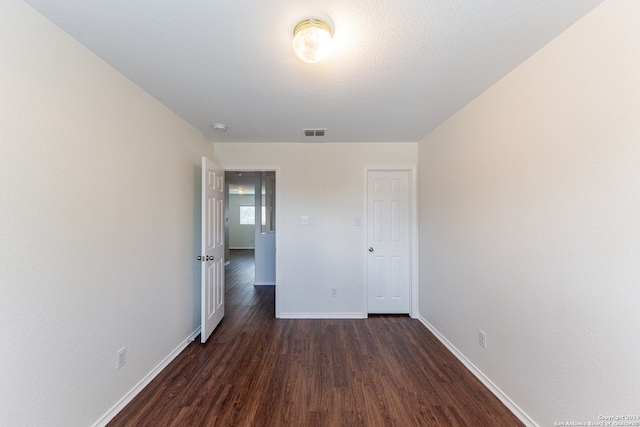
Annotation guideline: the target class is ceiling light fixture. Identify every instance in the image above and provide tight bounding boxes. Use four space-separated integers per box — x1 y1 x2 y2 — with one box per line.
292 19 333 63
212 123 227 132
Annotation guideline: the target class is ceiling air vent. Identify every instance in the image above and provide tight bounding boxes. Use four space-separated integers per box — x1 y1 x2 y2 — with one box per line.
303 128 327 137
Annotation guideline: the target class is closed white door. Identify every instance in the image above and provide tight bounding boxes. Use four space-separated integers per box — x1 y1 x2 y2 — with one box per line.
367 170 411 313
201 157 225 343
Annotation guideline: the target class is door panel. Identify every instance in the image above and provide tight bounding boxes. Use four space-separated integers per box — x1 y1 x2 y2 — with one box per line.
201 157 225 343
367 170 410 314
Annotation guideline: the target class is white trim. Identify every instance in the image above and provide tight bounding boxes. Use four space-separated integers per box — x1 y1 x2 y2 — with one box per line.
279 312 367 319
254 281 276 286
363 166 418 318
229 246 255 250
417 315 538 427
92 328 201 427
362 168 369 316
409 166 418 318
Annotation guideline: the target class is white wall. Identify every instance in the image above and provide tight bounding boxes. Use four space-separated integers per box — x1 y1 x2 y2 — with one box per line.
418 0 640 425
228 194 255 248
253 175 276 286
215 143 417 317
0 1 214 426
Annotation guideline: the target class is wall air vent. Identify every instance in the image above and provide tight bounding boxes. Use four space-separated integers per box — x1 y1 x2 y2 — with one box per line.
303 128 327 137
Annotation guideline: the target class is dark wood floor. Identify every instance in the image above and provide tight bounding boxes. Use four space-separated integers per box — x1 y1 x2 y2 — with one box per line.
108 250 523 426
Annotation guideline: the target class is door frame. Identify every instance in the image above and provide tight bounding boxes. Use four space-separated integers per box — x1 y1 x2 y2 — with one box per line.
363 166 418 318
224 165 281 318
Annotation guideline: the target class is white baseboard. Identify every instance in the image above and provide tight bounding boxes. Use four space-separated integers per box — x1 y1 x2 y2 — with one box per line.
229 246 254 250
278 312 367 319
92 327 201 427
416 315 537 427
254 281 276 286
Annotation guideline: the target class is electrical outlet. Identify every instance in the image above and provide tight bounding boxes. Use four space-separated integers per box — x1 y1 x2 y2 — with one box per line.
331 287 338 297
116 347 127 369
479 330 487 349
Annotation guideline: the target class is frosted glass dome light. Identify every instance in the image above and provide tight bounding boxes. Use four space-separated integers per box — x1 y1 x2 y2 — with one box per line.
292 19 333 63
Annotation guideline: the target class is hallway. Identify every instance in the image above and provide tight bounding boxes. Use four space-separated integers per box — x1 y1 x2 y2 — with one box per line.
224 249 272 308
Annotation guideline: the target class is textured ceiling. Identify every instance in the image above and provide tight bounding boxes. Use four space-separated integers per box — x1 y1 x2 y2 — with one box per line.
23 0 603 143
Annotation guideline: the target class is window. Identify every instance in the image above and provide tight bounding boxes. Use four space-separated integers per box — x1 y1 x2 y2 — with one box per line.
239 205 266 225
239 206 255 225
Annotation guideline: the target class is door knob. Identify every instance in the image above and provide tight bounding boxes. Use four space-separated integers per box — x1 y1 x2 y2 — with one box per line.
196 256 202 261
368 247 374 252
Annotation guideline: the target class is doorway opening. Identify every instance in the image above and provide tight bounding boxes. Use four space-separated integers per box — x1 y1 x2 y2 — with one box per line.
224 170 277 313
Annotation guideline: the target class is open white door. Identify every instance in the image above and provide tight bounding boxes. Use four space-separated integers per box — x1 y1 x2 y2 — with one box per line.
200 157 225 343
